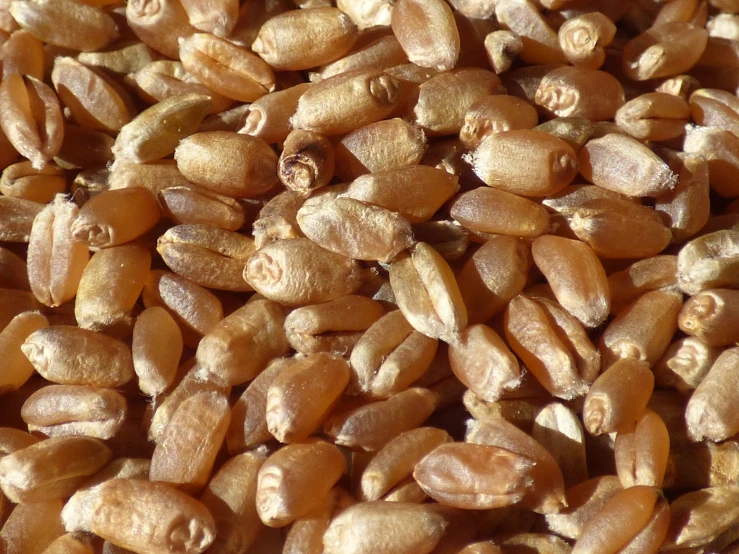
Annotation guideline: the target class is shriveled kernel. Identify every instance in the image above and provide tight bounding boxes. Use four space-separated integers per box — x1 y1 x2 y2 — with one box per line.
132 306 183 397
75 244 152 334
284 295 384 356
51 58 134 134
245 238 364 306
583 358 654 436
27 195 88 308
532 235 610 328
252 8 358 71
0 73 63 170
112 93 212 167
71 187 160 249
21 385 126 440
391 0 460 72
266 352 350 442
149 390 230 493
0 311 48 393
195 298 287 387
22 326 134 388
471 130 579 197
256 439 346 527
413 442 535 510
290 69 402 135
0 436 111 503
297 197 413 263
389 242 467 342
484 30 523 74
277 129 334 196
62 478 216 554
179 33 276 103
157 224 255 292
579 134 677 197
324 387 437 451
9 0 118 51
174 131 279 198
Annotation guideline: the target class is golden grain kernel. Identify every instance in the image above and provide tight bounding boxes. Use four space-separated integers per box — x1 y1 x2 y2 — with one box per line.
495 0 566 65
391 0 459 71
126 0 196 59
558 12 616 69
0 29 43 79
0 311 48 393
623 22 708 81
160 186 245 231
0 160 65 203
654 336 720 393
536 66 625 121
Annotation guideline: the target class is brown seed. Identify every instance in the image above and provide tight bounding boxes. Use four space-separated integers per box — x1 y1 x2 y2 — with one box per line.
324 387 437 451
0 436 111 503
252 7 358 71
391 0 459 72
179 33 276 102
350 309 438 398
54 124 114 171
579 133 677 197
266 352 350 443
75 244 152 335
290 69 402 135
622 22 708 81
227 0 292 49
160 186 245 231
126 0 196 60
483 30 523 74
251 189 304 249
0 311 48 393
413 69 505 136
582 358 654 436
532 402 588 488
467 417 567 514
536 117 596 152
40 534 94 554
615 409 670 489
535 66 624 122
157 224 255 292
142 270 224 346
149 390 230 493
112 93 212 167
450 186 550 238
678 288 739 346
27 195 89 307
227 358 292 452
297 196 414 263
245 238 364 306
129 60 233 115
21 385 127 440
471 130 579 197
278 129 335 195
284 295 384 356
601 289 683 367
448 323 522 402
412 220 469 263
71 187 160 249
572 486 664 554
22 326 134 387
77 41 160 77
343 165 459 224
495 0 566 65
239 82 311 144
389 242 468 343
323 501 448 554
0 246 28 291
108 160 192 198
686 347 739 442
174 131 279 198
9 0 118 51
195 299 287 387
532 235 610 328
180 0 237 36
256 439 346 527
558 12 616 69
51 58 134 134
132 306 183 397
0 73 63 170
62 478 216 554
413 441 535 510
654 336 721 393
199 451 265 554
